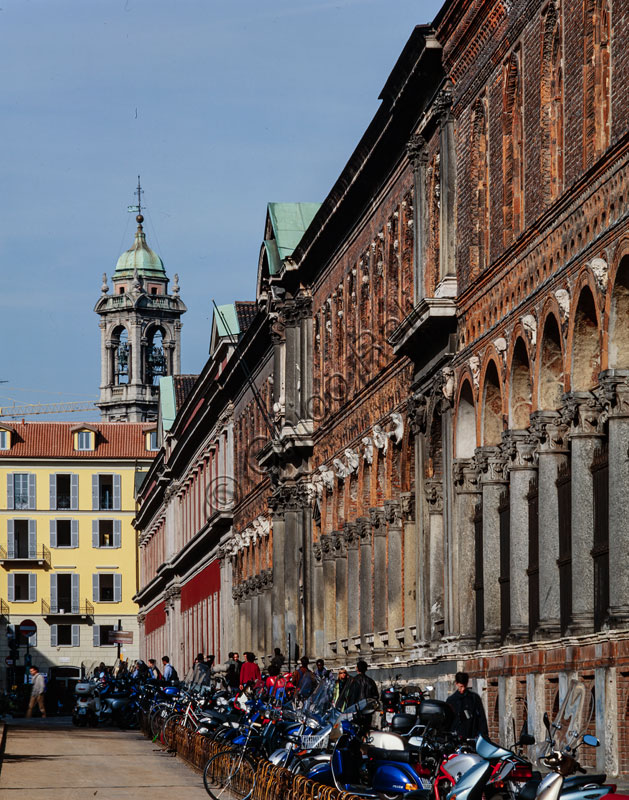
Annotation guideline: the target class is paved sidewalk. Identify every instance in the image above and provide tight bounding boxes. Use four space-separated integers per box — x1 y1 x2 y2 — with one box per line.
0 717 210 799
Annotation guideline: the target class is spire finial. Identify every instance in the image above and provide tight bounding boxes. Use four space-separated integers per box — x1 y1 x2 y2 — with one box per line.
128 175 145 226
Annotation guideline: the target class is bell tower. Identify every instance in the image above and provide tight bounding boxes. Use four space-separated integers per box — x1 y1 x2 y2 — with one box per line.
95 180 186 422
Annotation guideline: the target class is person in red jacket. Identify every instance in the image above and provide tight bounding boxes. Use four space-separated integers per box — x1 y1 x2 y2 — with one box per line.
239 652 261 688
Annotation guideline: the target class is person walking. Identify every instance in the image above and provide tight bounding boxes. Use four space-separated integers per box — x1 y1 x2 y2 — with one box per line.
313 658 330 680
226 652 242 689
347 660 379 705
26 666 46 719
193 653 211 685
239 652 261 688
292 656 316 700
270 647 285 670
148 659 162 680
161 655 178 683
447 672 488 740
332 667 352 710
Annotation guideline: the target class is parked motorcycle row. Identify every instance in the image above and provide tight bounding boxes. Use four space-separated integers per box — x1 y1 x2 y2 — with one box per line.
116 669 629 800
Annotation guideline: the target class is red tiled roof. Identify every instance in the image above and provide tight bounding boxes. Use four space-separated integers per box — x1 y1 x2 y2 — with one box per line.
0 422 156 460
173 375 199 411
235 301 257 334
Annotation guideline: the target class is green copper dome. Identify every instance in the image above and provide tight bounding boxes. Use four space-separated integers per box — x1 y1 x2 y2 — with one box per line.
114 221 166 278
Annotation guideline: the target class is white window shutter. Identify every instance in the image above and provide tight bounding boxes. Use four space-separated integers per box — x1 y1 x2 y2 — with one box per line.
72 624 80 646
28 474 36 509
50 573 58 613
92 520 99 548
7 473 14 510
50 474 57 510
92 475 99 510
114 573 122 602
113 474 121 510
71 520 79 548
93 625 100 647
7 573 14 601
28 572 36 602
113 520 121 548
93 573 99 602
7 520 15 558
71 573 79 613
28 519 37 559
51 624 58 647
50 519 57 548
70 474 79 510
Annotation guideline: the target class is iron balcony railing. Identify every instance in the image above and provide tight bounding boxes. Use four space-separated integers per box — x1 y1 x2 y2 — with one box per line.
41 599 94 617
0 598 8 618
0 544 51 565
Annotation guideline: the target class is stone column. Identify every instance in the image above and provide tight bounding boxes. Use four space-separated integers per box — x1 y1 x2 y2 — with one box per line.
312 543 324 656
400 492 418 645
346 524 360 646
424 478 444 641
475 446 508 646
438 89 456 280
370 508 387 646
130 319 142 386
563 393 603 633
321 535 336 657
406 136 429 302
358 516 374 648
452 459 481 646
385 500 403 643
334 530 348 649
503 431 538 641
262 571 273 660
530 411 567 638
270 510 286 651
600 371 629 625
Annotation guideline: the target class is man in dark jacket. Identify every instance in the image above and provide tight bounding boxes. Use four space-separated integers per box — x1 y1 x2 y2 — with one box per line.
347 661 379 705
447 671 488 740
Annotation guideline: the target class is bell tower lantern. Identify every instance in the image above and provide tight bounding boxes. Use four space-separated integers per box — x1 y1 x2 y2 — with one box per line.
95 180 186 421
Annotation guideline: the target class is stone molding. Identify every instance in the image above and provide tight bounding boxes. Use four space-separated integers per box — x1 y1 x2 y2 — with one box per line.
453 458 481 494
406 134 428 170
384 499 402 527
424 479 444 513
599 370 629 420
475 446 509 483
369 507 386 535
562 391 605 436
343 522 360 550
407 391 428 434
530 410 568 453
502 429 538 469
356 516 372 545
400 491 415 521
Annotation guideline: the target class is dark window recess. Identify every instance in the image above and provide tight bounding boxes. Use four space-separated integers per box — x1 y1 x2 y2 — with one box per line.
13 520 29 558
14 474 29 509
57 520 72 548
99 476 113 510
99 574 114 602
56 475 71 509
99 625 115 645
14 574 29 600
99 521 113 548
57 574 72 613
57 625 72 646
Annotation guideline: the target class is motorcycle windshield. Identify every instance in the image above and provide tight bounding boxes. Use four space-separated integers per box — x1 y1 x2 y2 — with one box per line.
303 677 336 718
551 681 587 753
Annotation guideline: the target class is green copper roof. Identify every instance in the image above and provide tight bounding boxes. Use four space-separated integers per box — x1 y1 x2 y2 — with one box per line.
214 303 240 338
114 223 166 278
159 376 176 431
267 202 321 263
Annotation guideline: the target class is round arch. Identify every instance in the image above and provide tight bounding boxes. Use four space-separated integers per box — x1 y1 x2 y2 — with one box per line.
481 359 504 446
538 312 565 409
608 254 629 368
509 336 533 429
455 379 477 458
571 285 601 391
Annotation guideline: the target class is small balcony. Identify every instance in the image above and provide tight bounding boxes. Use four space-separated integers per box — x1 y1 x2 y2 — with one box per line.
41 599 94 619
0 599 9 619
0 544 51 567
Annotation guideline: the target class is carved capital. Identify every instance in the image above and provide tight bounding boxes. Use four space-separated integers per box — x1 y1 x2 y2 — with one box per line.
369 507 385 533
313 541 323 562
424 479 444 512
435 87 454 122
321 534 335 561
407 391 428 435
356 516 372 545
502 430 538 469
332 530 347 557
268 482 311 512
261 568 273 589
384 499 402 526
475 446 508 482
343 522 359 550
400 491 415 521
280 293 313 326
563 391 605 435
406 134 428 170
453 458 481 494
530 410 568 453
598 371 629 419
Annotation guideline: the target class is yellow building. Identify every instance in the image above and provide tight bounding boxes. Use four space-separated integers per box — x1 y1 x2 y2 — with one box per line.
0 421 155 688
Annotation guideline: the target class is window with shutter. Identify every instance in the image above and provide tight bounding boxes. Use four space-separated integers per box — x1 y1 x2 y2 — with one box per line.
72 625 80 647
28 474 36 510
92 520 99 548
71 520 79 548
93 573 99 602
49 474 57 510
7 473 14 509
7 520 15 559
93 625 100 647
92 475 99 510
114 573 122 602
51 624 58 647
28 520 37 559
50 573 58 613
28 573 37 602
50 519 57 548
113 520 122 548
7 573 14 601
113 474 121 511
70 474 79 510
71 573 79 613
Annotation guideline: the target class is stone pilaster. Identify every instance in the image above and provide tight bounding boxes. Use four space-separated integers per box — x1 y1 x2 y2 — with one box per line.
452 459 481 646
424 478 445 641
321 534 336 657
346 523 360 644
530 411 568 639
334 530 348 649
475 446 508 646
406 136 429 301
599 371 629 625
563 392 604 634
400 492 417 644
312 542 324 656
357 516 374 648
370 508 387 644
384 500 403 643
503 430 538 641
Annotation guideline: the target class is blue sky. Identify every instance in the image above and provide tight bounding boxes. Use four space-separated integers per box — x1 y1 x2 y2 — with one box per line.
0 0 441 418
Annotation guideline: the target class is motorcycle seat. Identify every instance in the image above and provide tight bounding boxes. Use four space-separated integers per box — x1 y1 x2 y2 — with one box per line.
565 774 607 788
518 774 607 800
367 745 411 763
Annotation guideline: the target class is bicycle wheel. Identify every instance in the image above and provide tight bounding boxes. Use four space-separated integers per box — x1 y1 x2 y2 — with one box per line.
151 705 172 741
162 712 186 749
203 749 256 800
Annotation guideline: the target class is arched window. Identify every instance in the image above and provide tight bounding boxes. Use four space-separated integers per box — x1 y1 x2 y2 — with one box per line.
113 326 129 385
541 3 564 204
146 328 167 385
470 96 490 275
503 49 524 245
583 0 611 168
509 338 532 429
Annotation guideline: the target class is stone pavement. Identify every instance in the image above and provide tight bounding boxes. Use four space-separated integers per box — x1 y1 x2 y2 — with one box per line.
0 716 210 799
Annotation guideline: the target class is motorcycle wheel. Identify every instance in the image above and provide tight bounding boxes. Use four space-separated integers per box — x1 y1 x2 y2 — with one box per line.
203 749 256 800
